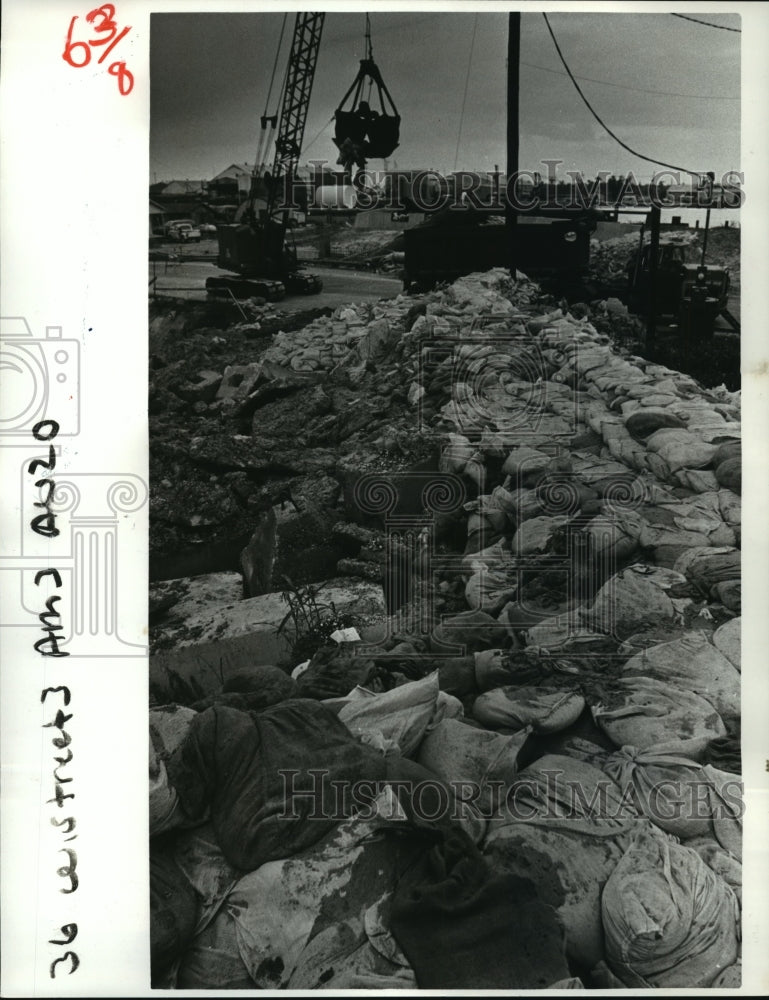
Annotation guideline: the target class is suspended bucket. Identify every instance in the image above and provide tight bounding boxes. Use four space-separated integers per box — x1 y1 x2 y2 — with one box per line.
333 57 400 161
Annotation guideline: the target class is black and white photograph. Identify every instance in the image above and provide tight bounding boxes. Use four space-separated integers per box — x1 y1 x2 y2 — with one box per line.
1 3 768 996
146 8 749 991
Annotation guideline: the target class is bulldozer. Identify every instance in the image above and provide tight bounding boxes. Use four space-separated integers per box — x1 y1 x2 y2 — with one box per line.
625 234 737 338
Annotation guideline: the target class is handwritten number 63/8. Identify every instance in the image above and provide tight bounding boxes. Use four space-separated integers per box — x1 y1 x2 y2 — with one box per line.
62 4 133 96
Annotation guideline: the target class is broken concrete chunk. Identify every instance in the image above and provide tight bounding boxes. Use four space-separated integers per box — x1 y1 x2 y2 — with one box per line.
216 362 264 401
177 370 223 404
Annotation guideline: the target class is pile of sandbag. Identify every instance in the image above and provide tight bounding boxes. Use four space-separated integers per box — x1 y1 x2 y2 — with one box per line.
150 266 742 990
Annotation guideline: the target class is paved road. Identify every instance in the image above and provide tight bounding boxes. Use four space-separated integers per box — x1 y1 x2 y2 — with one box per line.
149 258 402 309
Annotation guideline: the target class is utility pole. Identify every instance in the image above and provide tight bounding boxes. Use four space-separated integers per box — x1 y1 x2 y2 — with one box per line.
507 12 521 279
646 204 661 348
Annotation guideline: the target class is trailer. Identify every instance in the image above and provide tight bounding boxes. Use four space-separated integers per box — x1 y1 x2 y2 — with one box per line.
402 212 596 292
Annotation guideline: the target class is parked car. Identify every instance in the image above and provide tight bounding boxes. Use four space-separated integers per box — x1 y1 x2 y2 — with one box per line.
168 221 201 243
163 218 193 234
199 223 218 236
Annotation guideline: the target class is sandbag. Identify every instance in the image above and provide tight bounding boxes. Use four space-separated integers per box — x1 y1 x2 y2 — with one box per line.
172 823 243 934
703 729 741 775
464 568 516 614
189 665 296 712
637 520 711 553
150 706 197 838
593 676 726 755
436 655 477 698
680 549 741 593
416 717 529 816
625 409 687 439
440 433 474 473
324 672 462 758
431 609 508 654
200 796 421 990
296 895 416 990
474 648 523 691
711 962 742 987
177 908 256 989
525 615 614 655
166 701 387 871
391 825 570 989
581 514 639 562
620 631 740 718
702 764 743 860
712 439 741 467
715 579 741 612
151 845 199 984
484 755 638 967
512 515 569 555
673 544 735 578
581 565 675 640
645 429 718 472
603 745 742 853
150 705 198 753
473 686 585 734
601 829 740 987
294 643 377 699
500 598 569 637
713 617 740 670
462 536 508 569
677 467 720 494
505 486 544 522
150 742 182 839
687 836 742 904
501 446 551 484
718 488 741 526
715 456 741 493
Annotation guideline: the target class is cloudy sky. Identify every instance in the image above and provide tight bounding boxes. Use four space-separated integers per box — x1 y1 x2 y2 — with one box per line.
150 9 741 184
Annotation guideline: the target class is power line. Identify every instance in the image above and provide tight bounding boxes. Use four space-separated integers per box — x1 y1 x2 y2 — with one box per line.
521 59 739 101
542 13 701 177
454 13 479 172
671 13 740 33
302 117 335 157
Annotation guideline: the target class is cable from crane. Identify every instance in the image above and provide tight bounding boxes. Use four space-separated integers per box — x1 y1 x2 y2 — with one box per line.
253 14 289 177
264 14 288 116
302 116 336 157
542 12 702 178
453 13 478 172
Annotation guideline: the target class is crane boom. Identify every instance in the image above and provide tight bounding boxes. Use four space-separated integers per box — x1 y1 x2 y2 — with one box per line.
213 12 325 296
267 12 325 221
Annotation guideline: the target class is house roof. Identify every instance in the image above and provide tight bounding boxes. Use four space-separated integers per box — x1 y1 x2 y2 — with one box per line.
211 163 255 182
161 180 206 196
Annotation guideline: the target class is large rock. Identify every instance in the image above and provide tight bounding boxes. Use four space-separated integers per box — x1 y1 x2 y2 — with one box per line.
150 572 244 627
149 578 386 703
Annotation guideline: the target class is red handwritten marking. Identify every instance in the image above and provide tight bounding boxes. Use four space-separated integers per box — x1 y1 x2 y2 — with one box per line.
97 25 130 64
62 6 133 95
63 17 90 68
108 60 134 96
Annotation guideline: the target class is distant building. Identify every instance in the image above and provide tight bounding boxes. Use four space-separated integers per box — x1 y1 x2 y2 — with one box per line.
149 199 165 234
149 179 208 222
208 164 258 201
160 179 206 197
